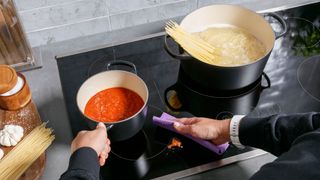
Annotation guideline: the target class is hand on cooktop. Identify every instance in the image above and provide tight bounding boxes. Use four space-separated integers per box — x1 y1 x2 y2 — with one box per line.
71 122 111 166
173 117 231 145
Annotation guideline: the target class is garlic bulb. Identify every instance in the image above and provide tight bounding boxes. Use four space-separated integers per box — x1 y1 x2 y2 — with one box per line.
0 148 3 160
0 125 24 147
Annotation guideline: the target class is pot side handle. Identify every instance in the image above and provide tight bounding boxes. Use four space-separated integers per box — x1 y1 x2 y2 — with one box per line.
164 35 190 60
164 84 186 111
106 124 113 131
106 60 138 74
263 12 288 39
261 72 271 90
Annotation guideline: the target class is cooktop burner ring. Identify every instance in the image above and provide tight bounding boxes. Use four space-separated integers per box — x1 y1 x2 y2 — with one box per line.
297 55 320 102
86 56 109 77
284 17 320 49
109 105 170 162
216 111 234 120
87 56 133 77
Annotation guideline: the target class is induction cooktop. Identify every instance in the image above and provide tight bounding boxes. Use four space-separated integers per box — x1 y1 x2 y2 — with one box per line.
56 2 320 179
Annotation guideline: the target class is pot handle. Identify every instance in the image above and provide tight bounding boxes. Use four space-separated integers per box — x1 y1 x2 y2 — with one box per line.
106 60 138 74
164 35 190 60
263 12 288 39
164 83 186 111
106 124 113 131
261 72 271 90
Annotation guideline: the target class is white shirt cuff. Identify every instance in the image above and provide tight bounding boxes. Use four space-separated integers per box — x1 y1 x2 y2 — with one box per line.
230 115 245 149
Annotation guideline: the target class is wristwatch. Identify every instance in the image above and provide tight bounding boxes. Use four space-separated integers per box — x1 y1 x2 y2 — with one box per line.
230 115 245 149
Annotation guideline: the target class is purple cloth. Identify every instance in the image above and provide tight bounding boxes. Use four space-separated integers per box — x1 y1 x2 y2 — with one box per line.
152 113 229 155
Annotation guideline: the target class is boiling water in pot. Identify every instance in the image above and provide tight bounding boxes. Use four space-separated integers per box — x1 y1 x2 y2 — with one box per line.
193 25 266 66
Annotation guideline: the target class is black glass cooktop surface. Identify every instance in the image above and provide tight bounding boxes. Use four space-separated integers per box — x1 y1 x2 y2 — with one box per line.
56 2 320 179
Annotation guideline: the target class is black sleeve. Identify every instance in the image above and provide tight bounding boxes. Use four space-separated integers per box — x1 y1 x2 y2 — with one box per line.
250 129 320 180
60 147 100 180
239 112 320 156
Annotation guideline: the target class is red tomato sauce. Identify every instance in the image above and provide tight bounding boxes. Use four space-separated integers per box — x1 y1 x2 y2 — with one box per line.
84 87 144 122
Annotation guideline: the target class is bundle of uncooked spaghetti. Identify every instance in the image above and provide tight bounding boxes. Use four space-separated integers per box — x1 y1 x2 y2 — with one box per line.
0 123 55 180
165 21 221 64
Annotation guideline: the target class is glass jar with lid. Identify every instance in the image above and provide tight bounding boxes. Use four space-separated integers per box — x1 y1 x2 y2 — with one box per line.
0 0 34 69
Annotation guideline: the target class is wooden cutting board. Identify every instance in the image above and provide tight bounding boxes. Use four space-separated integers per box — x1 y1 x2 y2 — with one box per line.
0 101 46 180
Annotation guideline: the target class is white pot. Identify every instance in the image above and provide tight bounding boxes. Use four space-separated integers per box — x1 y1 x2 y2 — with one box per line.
76 60 149 141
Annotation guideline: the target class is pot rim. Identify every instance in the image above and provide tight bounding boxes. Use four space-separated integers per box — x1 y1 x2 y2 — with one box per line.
76 70 149 125
179 4 276 68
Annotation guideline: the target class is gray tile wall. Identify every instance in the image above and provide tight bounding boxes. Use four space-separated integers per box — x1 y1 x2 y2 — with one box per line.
109 0 197 30
107 0 160 15
14 0 315 47
20 0 108 32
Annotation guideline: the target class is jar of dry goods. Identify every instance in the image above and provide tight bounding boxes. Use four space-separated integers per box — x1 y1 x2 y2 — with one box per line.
0 0 33 66
0 65 31 110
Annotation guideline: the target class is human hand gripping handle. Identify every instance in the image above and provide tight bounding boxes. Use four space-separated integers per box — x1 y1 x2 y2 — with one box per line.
71 122 111 166
173 117 231 145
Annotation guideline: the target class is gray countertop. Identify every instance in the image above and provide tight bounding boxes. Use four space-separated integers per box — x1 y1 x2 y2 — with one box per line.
21 1 319 179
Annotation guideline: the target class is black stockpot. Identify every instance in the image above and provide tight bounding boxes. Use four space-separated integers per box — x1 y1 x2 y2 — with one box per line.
164 69 271 119
167 48 270 90
164 5 287 90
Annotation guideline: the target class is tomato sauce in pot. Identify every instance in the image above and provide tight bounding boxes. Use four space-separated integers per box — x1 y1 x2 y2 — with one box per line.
84 87 144 122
